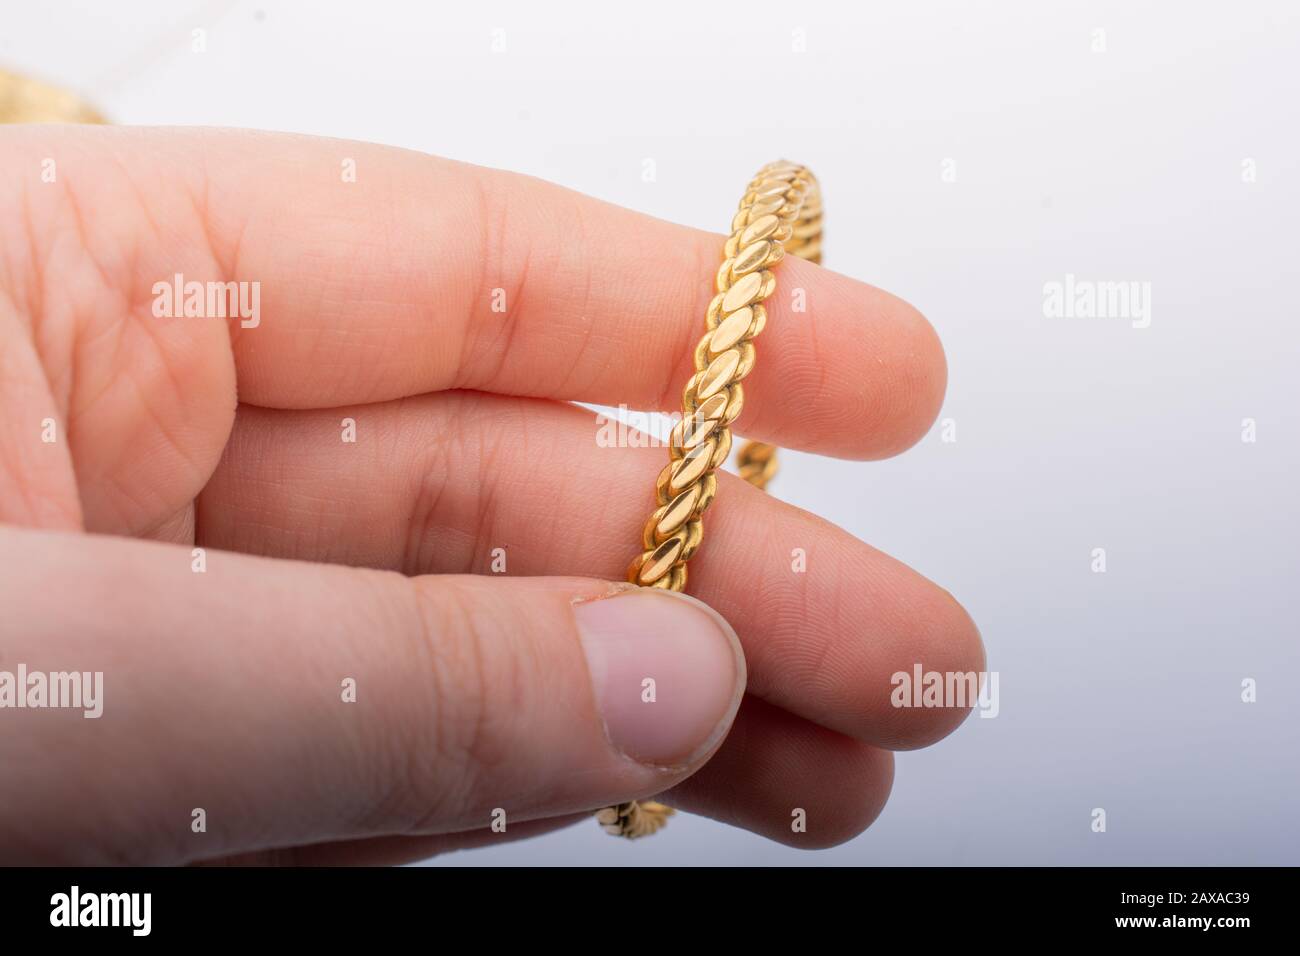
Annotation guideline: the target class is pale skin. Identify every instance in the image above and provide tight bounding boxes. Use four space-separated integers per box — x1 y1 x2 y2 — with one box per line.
0 127 983 864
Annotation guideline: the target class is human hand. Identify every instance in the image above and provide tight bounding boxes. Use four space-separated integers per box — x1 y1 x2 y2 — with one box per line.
0 127 982 864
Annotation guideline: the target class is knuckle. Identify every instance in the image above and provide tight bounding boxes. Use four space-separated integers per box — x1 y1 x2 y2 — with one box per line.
461 169 529 391
402 393 522 577
383 576 522 832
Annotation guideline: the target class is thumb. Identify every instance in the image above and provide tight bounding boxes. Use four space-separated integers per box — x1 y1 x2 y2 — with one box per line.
0 526 746 863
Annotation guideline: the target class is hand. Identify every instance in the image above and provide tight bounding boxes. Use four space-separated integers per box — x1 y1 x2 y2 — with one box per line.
0 127 982 864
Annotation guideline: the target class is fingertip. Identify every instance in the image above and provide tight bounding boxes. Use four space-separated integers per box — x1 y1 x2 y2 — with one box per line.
742 258 950 460
871 586 986 752
879 290 949 457
775 744 896 851
838 282 948 460
662 697 896 849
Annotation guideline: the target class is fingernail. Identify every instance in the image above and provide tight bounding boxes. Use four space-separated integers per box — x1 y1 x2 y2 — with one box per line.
574 588 745 768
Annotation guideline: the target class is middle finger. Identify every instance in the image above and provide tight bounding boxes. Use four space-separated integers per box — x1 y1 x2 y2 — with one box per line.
198 391 983 752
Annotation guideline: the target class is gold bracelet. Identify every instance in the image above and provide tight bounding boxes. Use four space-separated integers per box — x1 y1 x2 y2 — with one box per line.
0 69 106 124
595 161 823 838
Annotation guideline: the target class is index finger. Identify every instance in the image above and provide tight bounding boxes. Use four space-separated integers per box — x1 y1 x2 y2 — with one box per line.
6 125 945 460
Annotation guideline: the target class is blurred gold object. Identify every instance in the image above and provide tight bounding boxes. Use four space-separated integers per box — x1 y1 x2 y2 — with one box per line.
594 801 674 839
0 69 105 123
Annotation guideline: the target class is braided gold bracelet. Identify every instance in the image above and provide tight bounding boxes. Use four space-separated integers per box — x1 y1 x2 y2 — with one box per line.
595 161 823 838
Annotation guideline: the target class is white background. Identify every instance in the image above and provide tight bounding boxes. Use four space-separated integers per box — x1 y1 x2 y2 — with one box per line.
6 0 1297 864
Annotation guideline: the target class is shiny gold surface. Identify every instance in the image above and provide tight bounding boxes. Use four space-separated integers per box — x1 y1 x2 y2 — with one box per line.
627 161 822 594
602 162 823 837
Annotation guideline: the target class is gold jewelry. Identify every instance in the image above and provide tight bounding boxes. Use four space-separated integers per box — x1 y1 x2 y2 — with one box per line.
0 69 105 124
597 161 823 837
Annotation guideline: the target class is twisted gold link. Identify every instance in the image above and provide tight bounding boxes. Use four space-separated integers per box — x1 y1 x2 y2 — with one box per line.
624 160 821 593
600 161 823 838
735 438 779 491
